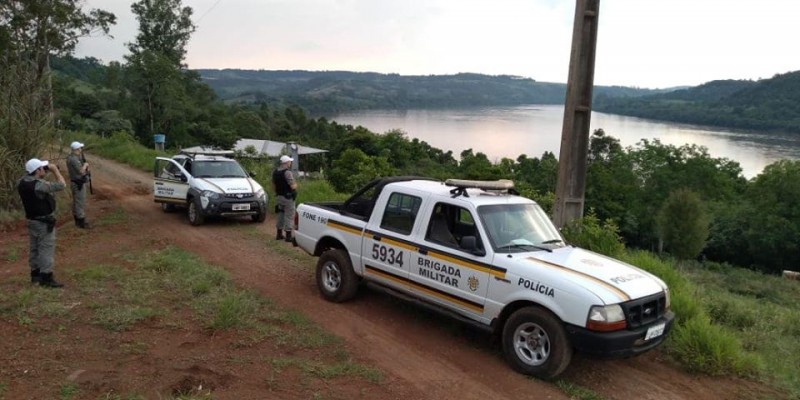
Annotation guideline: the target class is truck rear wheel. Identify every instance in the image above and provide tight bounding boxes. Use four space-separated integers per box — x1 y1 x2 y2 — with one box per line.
316 249 359 302
502 306 572 380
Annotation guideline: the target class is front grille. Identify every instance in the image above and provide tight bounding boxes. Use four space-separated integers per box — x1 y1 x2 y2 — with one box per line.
621 292 667 329
224 193 253 199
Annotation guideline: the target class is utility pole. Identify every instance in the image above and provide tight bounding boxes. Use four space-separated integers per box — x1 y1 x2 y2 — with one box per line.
553 0 601 228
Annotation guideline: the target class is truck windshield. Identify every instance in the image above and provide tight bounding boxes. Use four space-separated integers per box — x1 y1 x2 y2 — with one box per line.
478 203 564 253
193 161 248 178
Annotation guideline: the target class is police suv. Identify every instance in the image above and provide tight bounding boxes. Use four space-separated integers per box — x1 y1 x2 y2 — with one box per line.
294 177 674 379
153 150 268 225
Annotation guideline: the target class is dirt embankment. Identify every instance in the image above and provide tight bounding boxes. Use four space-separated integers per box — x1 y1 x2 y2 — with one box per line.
0 154 786 400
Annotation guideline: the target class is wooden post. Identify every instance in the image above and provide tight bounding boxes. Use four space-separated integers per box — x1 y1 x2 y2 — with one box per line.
553 0 601 228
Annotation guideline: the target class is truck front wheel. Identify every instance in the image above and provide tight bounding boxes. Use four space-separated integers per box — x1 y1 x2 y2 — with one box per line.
502 306 573 380
316 249 359 302
188 198 205 226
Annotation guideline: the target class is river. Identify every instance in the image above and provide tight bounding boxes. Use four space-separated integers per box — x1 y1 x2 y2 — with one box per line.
329 105 800 178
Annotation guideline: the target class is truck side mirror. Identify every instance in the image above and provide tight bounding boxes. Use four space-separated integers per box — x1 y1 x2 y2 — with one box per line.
460 236 485 256
249 171 257 178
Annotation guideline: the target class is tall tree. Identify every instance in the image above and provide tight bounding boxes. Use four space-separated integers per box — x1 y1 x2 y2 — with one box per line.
0 0 113 210
124 0 195 140
656 189 710 260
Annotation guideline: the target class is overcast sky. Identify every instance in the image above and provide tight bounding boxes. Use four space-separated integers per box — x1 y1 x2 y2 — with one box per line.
74 0 800 89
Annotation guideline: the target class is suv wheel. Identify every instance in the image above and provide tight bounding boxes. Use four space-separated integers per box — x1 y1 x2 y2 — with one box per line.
188 198 205 226
316 249 359 302
502 306 572 380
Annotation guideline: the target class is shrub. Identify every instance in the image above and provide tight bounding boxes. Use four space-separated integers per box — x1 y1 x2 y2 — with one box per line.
656 188 710 260
561 211 625 257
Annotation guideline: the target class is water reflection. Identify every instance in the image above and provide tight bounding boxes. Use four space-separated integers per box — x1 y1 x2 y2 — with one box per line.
330 105 800 179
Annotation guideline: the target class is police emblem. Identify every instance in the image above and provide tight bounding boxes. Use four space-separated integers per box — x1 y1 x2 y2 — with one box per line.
467 276 479 292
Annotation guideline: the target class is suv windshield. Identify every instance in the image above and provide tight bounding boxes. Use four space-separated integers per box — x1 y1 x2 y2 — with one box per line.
192 161 247 178
478 203 564 253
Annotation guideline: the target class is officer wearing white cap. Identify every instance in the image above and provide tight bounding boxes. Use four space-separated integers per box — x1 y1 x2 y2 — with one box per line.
66 141 91 228
17 158 66 288
272 155 298 242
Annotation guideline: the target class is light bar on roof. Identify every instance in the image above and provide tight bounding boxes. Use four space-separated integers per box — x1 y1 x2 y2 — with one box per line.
444 179 515 191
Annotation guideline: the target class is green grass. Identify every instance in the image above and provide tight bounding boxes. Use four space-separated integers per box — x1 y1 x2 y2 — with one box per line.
622 250 800 396
2 245 18 262
0 245 385 397
59 383 78 399
67 131 169 172
0 208 23 232
555 380 605 400
0 382 7 399
270 357 384 384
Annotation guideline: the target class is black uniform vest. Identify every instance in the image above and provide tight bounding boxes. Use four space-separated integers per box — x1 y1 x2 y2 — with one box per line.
18 179 55 219
272 168 292 196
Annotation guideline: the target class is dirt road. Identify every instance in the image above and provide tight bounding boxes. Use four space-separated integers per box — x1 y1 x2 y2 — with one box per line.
2 154 783 399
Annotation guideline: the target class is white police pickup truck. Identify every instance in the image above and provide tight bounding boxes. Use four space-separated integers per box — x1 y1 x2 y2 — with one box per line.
294 177 674 379
153 150 268 225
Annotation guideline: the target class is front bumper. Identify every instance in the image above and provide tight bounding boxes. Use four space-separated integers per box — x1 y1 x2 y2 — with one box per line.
201 196 267 217
565 311 675 358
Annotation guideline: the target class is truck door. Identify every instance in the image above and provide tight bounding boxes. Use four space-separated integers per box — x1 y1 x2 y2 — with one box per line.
412 202 491 316
361 191 422 285
154 157 190 204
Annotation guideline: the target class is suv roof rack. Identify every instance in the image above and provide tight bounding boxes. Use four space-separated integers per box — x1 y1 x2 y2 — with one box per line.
179 148 235 157
445 179 517 198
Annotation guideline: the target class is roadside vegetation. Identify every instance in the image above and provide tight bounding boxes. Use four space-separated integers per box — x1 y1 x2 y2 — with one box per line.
564 215 800 396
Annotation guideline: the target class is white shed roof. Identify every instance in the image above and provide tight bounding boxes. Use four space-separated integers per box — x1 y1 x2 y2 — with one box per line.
234 139 327 157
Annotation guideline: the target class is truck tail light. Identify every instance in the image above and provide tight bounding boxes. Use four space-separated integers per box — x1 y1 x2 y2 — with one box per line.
586 304 627 332
293 209 299 229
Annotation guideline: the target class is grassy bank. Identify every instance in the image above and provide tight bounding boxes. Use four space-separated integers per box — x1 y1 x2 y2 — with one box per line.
0 241 383 399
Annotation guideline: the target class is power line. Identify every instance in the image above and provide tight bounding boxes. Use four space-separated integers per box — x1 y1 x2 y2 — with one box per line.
195 0 223 23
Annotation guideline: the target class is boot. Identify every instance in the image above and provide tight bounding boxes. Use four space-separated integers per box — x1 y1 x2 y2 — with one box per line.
31 269 41 284
77 218 91 229
276 229 285 240
284 231 293 242
39 272 64 288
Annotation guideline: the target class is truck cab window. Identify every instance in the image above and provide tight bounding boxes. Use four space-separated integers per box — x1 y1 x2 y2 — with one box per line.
380 192 422 235
426 203 483 252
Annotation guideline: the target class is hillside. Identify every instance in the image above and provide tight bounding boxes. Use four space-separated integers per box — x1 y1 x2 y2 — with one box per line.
196 69 669 114
594 71 800 133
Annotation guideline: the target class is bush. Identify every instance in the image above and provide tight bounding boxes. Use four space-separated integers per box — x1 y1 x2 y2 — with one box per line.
561 211 625 257
656 188 710 260
668 315 762 377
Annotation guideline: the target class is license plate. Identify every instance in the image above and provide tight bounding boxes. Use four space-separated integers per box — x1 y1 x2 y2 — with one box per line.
644 323 665 340
232 204 250 211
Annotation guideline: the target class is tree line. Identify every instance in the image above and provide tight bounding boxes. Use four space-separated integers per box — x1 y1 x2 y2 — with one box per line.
594 73 800 134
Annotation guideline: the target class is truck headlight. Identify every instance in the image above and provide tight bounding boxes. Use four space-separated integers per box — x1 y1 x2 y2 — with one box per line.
586 304 627 332
665 288 671 311
255 189 266 201
201 190 221 200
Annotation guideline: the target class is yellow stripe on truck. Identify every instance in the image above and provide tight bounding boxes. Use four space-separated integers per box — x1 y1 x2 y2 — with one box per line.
526 257 631 301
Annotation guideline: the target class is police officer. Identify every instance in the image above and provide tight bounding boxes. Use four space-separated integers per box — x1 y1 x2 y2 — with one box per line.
18 158 66 288
67 141 91 229
272 155 298 242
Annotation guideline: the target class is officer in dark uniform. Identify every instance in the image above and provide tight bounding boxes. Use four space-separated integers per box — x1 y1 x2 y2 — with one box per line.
272 155 298 242
67 141 91 228
18 158 66 288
